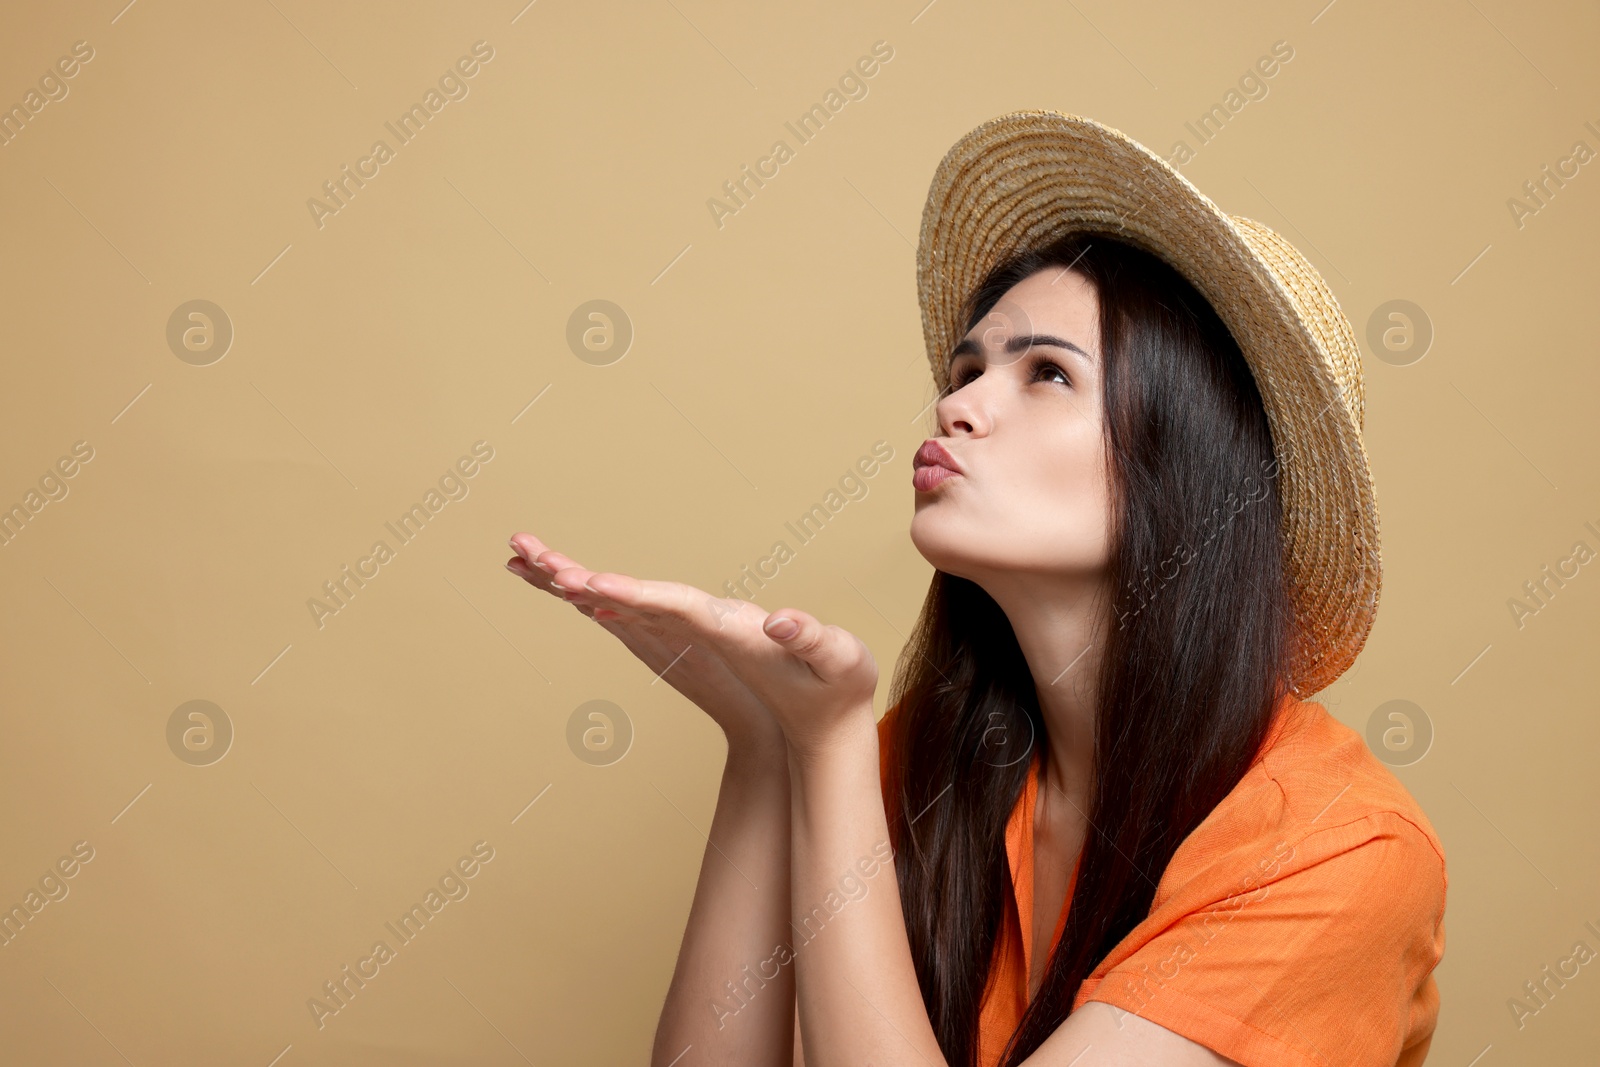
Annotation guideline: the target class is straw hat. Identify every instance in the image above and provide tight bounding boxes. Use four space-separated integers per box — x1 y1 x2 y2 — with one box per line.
915 109 1378 697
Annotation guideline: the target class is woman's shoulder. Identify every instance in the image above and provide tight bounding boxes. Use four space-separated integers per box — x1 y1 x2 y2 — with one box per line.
1158 695 1447 918
1076 697 1449 1064
1260 697 1446 867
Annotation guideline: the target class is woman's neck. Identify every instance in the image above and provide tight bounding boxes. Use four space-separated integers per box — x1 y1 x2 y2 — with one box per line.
979 568 1107 814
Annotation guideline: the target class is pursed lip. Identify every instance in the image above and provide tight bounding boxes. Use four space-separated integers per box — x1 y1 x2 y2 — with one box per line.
913 438 963 474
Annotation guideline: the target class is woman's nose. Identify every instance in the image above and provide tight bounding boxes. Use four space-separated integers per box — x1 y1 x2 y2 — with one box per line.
938 378 992 437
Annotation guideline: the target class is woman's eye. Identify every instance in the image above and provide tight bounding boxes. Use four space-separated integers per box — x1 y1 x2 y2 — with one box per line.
1034 359 1069 385
950 358 1068 389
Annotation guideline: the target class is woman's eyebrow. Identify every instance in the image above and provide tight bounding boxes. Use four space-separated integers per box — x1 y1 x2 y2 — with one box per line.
948 332 1093 366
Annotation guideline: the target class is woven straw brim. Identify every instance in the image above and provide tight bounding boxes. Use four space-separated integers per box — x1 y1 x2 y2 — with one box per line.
915 109 1379 696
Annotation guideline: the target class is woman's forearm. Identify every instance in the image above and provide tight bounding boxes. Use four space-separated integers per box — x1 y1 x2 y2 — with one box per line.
788 711 946 1067
651 729 796 1067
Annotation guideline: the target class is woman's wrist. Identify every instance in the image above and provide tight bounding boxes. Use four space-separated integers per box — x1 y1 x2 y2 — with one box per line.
722 715 789 771
783 703 879 779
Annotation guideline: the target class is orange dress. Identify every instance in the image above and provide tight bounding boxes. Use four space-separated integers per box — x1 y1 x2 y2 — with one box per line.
877 694 1447 1067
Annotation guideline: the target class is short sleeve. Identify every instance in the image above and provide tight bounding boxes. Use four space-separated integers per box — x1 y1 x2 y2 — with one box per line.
1080 812 1447 1067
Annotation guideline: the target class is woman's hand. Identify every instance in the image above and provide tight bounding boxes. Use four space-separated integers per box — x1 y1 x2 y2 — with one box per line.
506 534 879 760
507 533 787 751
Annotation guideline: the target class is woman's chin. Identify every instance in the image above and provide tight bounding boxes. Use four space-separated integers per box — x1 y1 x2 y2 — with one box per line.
909 521 980 578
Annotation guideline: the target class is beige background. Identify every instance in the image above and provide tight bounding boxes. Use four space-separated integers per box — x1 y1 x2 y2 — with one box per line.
0 0 1595 1063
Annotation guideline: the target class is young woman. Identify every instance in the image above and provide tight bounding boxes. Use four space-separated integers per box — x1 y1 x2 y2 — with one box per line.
506 112 1446 1067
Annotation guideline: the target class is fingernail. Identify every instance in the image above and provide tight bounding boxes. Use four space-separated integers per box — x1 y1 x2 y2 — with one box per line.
532 559 555 575
764 616 798 639
505 561 519 573
549 579 567 590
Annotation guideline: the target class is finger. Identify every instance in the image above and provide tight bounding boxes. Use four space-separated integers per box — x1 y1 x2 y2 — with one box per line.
580 571 727 627
534 549 586 578
505 542 673 639
560 571 759 655
508 534 584 579
505 555 570 598
546 565 660 624
548 563 599 595
507 556 627 623
506 555 539 582
508 533 551 564
515 556 750 697
761 609 873 682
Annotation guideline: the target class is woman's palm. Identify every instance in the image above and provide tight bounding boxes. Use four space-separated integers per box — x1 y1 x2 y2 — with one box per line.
507 537 779 744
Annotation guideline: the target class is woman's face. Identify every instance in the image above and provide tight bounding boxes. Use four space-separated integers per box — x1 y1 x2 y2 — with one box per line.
909 266 1114 590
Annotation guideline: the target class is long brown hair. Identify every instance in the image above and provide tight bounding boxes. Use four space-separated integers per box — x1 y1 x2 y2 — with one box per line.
883 230 1298 1066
